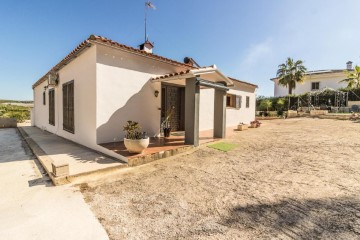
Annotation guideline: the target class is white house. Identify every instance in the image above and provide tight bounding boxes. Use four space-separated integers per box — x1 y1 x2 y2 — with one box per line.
272 61 353 97
32 35 257 160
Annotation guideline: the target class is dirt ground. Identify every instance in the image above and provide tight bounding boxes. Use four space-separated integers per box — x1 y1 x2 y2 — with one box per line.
82 118 360 240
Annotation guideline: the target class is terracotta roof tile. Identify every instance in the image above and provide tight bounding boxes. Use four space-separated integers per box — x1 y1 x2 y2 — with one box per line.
228 77 258 88
151 69 257 88
32 35 194 89
32 34 257 89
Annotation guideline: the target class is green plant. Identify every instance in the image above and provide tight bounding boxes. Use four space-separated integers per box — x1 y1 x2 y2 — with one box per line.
277 58 307 95
123 121 146 140
259 99 272 111
340 65 360 89
0 104 30 122
161 106 175 129
276 98 286 110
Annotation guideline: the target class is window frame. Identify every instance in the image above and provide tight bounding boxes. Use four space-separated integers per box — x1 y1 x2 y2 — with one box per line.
226 94 241 110
62 80 75 134
311 82 320 91
48 88 55 126
246 96 250 108
43 91 46 105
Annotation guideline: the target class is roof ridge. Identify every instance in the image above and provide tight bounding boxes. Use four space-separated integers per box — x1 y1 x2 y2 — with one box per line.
88 34 193 68
32 34 194 89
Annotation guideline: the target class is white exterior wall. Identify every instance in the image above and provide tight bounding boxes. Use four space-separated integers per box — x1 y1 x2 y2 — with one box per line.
226 88 256 126
95 44 188 144
273 72 348 97
33 46 97 148
33 45 125 160
199 85 256 131
199 88 215 131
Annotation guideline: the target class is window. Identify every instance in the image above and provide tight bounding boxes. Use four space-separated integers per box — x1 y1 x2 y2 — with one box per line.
49 89 55 126
226 94 241 109
43 91 46 105
311 82 320 90
63 81 74 133
246 96 250 108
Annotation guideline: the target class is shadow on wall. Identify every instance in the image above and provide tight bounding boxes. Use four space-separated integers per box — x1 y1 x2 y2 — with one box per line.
220 197 360 239
96 80 161 144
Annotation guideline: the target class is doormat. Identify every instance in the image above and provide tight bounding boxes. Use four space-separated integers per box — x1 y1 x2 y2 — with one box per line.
207 142 237 152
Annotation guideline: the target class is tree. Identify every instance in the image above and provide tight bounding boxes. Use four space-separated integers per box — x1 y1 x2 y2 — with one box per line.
340 65 360 89
277 58 307 95
275 98 286 110
259 99 272 111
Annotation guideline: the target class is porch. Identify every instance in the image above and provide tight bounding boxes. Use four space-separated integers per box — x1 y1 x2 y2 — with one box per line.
152 65 234 147
100 128 235 166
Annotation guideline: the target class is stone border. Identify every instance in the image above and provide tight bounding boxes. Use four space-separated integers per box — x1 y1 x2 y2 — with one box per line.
127 145 194 167
17 126 202 185
17 127 65 185
0 118 17 128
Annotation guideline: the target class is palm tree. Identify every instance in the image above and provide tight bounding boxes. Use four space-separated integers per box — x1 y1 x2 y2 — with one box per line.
340 65 360 89
277 58 307 95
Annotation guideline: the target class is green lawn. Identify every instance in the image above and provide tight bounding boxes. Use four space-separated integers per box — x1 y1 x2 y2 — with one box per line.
207 142 238 152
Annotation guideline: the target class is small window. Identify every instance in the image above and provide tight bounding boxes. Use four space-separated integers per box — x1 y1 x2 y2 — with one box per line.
246 96 250 108
49 89 55 126
226 95 234 108
63 81 75 133
311 82 320 90
226 94 241 109
43 91 46 105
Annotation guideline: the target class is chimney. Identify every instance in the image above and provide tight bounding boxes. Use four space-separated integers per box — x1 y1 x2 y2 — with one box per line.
183 57 201 68
346 61 353 70
139 41 154 53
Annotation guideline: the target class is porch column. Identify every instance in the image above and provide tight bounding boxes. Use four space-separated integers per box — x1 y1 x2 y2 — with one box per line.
213 89 226 138
185 77 200 146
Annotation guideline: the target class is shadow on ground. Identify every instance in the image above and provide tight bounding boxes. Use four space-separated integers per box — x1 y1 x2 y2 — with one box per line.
221 197 360 239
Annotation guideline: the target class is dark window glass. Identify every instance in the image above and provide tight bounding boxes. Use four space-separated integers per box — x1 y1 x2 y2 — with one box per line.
311 82 320 90
43 92 46 105
63 81 74 133
49 89 55 126
246 96 250 108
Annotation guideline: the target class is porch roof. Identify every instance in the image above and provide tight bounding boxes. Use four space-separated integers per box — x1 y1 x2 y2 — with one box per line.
150 65 234 87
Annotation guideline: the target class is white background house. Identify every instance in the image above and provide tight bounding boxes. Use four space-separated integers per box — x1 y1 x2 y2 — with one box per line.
272 61 353 97
32 35 257 160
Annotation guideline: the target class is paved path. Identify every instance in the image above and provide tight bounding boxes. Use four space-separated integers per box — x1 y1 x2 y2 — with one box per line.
20 126 125 176
0 128 109 240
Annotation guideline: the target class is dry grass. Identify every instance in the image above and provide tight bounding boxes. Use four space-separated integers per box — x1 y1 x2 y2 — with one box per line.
82 118 360 239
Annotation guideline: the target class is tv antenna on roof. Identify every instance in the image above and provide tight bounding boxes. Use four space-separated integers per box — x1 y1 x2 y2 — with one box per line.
144 1 156 42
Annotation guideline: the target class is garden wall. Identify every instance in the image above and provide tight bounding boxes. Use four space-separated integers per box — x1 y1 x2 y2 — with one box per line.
0 118 17 128
348 101 360 107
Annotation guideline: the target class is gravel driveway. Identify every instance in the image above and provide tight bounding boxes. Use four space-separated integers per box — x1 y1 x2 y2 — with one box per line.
82 118 360 239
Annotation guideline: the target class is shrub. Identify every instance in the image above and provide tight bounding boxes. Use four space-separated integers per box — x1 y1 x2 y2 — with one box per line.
123 121 147 140
259 99 272 111
0 104 30 122
277 109 284 116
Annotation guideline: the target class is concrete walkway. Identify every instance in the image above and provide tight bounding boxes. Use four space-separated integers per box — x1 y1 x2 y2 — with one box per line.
19 126 126 180
0 128 109 240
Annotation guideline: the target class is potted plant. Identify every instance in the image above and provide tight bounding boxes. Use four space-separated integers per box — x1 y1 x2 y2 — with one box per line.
123 121 149 154
250 120 262 128
237 122 248 131
161 106 175 138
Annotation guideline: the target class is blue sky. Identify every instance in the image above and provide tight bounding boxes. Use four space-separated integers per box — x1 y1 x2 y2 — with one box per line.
0 0 359 100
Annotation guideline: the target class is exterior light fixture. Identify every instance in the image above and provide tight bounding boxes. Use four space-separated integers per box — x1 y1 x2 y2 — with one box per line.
154 90 159 98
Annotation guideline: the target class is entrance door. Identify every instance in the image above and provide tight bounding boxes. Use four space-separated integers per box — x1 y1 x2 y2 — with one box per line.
161 85 185 131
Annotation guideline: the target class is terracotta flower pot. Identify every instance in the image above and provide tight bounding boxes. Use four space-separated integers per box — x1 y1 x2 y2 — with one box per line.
124 137 150 154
